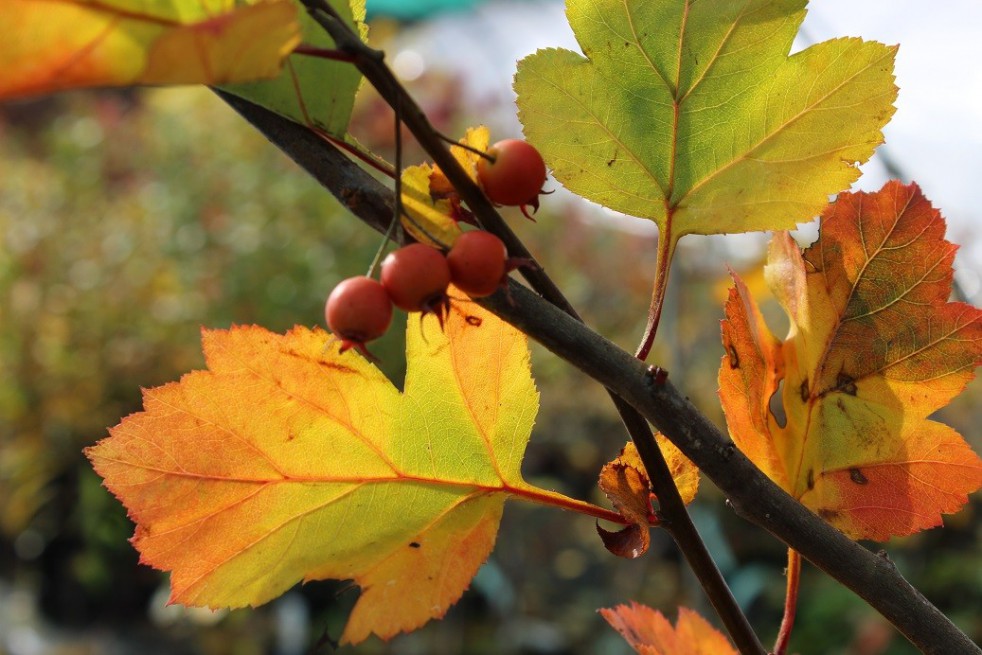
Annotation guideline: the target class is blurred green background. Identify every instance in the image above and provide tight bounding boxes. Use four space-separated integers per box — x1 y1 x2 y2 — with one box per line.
1 13 981 655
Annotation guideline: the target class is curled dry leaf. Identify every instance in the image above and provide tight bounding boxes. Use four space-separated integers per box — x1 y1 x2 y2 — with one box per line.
597 440 698 558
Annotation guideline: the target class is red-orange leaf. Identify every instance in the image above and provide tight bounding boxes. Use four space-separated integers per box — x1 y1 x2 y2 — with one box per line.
601 603 737 655
720 181 982 540
0 0 300 101
86 299 619 643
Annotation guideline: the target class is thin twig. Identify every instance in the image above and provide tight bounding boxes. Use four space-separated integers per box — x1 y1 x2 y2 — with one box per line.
314 128 396 178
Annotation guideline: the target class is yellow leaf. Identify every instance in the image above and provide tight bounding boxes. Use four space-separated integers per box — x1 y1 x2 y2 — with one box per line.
0 0 300 100
516 0 897 237
400 163 462 248
400 126 489 247
87 297 613 642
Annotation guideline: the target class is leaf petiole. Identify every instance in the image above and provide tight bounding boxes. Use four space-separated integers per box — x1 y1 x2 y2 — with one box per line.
774 549 802 655
635 221 677 361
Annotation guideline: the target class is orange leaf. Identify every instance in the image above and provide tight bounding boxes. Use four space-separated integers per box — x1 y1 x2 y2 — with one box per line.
86 299 615 643
0 0 300 101
600 603 737 655
720 181 982 540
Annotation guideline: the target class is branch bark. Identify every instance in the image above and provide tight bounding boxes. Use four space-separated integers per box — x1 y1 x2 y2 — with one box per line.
214 94 979 655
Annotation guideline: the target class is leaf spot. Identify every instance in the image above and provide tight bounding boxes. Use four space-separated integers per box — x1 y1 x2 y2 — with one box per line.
465 315 482 327
727 344 739 369
836 372 858 396
409 541 421 549
798 379 809 403
806 469 814 491
849 468 869 485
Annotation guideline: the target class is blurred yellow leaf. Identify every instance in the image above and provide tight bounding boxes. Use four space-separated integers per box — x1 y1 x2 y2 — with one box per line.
0 0 301 100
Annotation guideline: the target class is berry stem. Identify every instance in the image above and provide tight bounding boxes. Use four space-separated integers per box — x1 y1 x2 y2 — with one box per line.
398 209 452 250
774 549 802 655
366 93 411 278
366 209 400 278
391 92 405 240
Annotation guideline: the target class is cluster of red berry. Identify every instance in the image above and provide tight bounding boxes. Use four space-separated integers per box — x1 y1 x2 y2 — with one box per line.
324 139 546 358
325 231 510 357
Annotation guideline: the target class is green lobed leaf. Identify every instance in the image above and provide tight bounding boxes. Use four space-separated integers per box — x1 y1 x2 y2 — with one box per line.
515 0 897 237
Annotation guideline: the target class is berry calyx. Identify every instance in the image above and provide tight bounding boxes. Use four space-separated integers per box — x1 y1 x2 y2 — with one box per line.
380 243 452 315
448 231 509 298
477 139 547 211
325 276 393 358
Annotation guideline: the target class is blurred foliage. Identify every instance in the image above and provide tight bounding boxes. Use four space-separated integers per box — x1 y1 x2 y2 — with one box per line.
0 56 979 655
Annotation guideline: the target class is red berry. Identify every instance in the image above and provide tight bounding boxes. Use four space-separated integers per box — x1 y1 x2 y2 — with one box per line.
325 276 393 354
477 139 547 207
448 231 508 298
380 243 451 313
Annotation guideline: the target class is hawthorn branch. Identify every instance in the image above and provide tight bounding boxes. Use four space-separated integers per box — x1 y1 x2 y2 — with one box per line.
215 93 980 655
